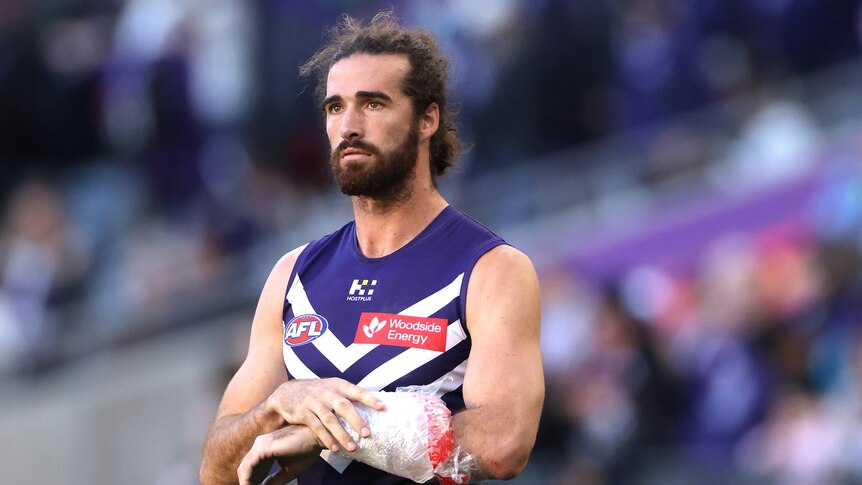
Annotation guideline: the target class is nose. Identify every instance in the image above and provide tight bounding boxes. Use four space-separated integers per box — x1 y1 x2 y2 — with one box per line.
339 106 364 141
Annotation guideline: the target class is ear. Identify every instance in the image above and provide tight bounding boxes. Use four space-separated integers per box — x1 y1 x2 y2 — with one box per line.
418 102 440 142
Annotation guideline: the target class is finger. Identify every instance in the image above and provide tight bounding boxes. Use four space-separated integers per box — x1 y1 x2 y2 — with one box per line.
237 437 261 484
332 396 373 439
301 410 341 452
238 438 275 485
338 382 386 411
237 450 256 485
317 405 358 452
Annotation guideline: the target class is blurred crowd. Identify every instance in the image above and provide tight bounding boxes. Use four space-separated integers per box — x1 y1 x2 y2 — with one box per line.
1 0 862 483
536 148 862 483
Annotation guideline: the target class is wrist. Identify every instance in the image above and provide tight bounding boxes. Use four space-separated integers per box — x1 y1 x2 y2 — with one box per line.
256 394 287 432
430 426 480 484
424 403 469 484
429 427 456 485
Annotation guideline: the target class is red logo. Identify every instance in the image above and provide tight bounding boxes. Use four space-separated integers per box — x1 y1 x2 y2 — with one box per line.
354 312 448 351
284 314 328 347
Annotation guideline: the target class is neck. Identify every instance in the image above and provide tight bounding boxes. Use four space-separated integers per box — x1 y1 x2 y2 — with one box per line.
352 174 448 259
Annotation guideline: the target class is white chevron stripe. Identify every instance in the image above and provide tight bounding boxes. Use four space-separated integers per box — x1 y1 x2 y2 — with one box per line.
356 320 468 390
286 272 464 373
399 273 463 317
283 346 318 380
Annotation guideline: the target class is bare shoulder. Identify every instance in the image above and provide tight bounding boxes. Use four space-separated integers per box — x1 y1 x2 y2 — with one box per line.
271 244 307 283
466 245 541 334
469 245 540 299
248 242 311 365
474 244 536 277
259 244 307 305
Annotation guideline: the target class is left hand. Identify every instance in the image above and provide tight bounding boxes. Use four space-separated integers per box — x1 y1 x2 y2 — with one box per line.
238 425 322 485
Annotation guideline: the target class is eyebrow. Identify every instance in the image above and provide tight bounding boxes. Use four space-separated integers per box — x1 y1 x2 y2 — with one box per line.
321 90 393 110
356 90 392 102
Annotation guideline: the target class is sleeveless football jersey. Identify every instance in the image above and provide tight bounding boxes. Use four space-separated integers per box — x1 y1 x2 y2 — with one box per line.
281 205 505 484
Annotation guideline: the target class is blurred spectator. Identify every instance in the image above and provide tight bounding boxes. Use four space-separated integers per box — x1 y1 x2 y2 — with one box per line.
0 3 112 184
612 0 707 129
103 0 256 209
0 180 90 373
469 0 615 170
545 283 683 484
737 389 842 484
713 98 822 191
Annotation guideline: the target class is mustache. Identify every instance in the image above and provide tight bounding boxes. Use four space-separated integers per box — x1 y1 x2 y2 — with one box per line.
333 139 380 158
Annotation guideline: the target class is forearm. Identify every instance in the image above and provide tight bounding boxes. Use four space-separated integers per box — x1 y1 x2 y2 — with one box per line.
200 400 285 485
448 403 539 481
333 389 540 484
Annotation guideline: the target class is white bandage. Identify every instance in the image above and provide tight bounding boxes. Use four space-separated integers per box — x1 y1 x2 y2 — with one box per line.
337 389 478 483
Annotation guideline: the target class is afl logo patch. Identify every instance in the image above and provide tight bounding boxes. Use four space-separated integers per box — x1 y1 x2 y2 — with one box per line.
284 314 328 347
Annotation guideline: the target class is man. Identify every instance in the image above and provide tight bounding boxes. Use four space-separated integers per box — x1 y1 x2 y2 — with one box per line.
200 11 543 485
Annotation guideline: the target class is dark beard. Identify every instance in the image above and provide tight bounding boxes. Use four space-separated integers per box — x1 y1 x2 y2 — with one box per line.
330 125 419 205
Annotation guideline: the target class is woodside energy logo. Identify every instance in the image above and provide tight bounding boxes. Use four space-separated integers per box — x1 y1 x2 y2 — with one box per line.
353 312 448 351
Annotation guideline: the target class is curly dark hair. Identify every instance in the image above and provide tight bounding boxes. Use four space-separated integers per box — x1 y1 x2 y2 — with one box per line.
300 10 460 181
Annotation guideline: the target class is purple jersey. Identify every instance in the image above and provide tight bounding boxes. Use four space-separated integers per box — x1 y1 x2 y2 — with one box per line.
282 206 504 484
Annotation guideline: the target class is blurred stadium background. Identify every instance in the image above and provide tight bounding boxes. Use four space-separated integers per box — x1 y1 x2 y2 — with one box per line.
1 0 861 484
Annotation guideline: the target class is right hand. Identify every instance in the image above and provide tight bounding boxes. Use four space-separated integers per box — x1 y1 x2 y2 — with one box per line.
238 425 320 485
267 378 385 453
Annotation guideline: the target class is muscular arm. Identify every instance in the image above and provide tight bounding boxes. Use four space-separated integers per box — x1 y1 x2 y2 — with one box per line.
200 247 385 485
452 245 544 480
200 250 301 484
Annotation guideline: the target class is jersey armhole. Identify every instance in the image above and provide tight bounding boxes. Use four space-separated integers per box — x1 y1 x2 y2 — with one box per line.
281 243 311 320
458 239 507 336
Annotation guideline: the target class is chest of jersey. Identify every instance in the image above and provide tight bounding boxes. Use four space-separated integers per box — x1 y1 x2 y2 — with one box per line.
282 207 502 394
283 253 471 393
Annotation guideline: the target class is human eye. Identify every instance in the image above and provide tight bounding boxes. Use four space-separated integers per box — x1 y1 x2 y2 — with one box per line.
326 103 343 115
367 100 383 110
